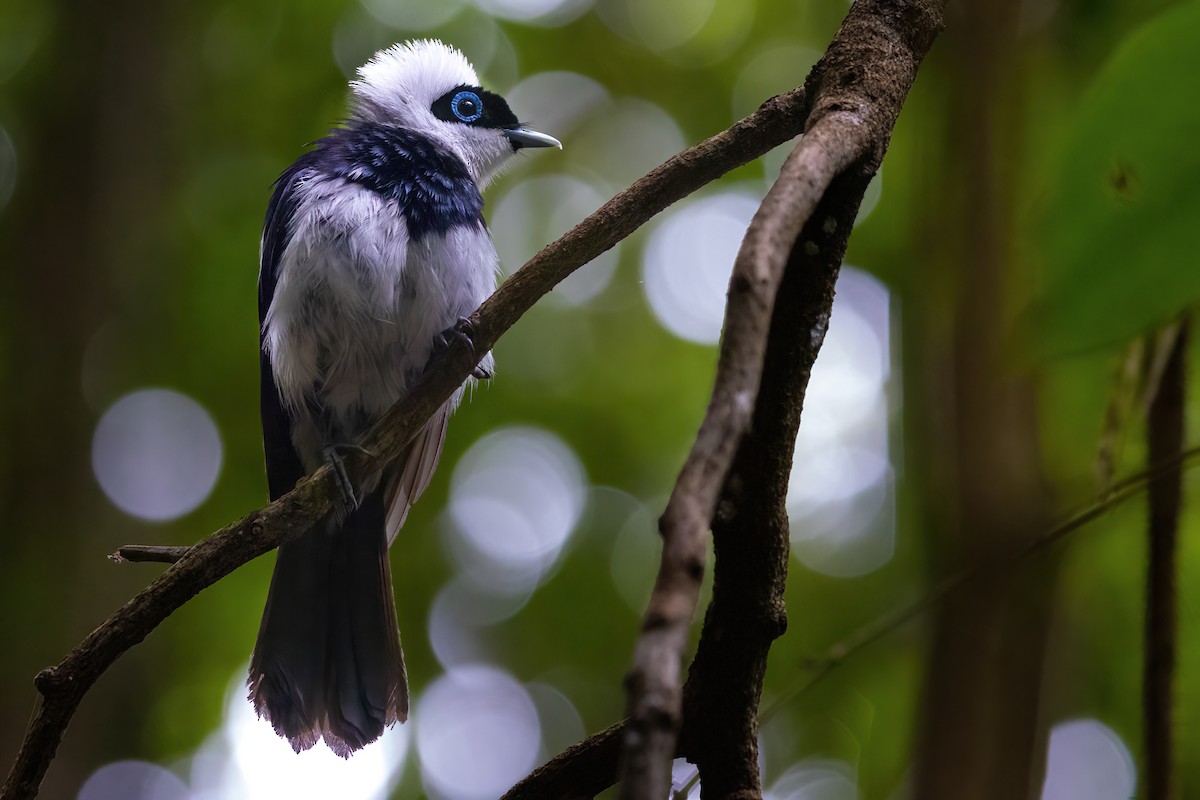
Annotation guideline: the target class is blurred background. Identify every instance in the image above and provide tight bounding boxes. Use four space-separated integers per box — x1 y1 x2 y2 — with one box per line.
1 0 1197 797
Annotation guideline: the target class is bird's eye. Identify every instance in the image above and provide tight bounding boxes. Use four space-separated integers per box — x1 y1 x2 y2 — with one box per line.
450 91 484 123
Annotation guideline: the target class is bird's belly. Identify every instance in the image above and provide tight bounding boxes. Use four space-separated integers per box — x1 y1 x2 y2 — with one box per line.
265 223 498 446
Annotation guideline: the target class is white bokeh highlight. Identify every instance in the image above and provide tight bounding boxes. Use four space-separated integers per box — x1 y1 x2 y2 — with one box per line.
92 389 222 521
77 761 189 800
447 426 587 593
608 501 661 613
170 671 409 800
417 665 541 800
491 174 618 306
788 268 895 577
358 0 463 30
1040 719 1137 800
765 758 858 800
570 98 685 188
642 191 762 345
428 576 533 667
472 0 591 25
503 71 610 142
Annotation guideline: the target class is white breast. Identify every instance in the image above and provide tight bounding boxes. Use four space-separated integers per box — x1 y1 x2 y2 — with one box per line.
263 175 498 438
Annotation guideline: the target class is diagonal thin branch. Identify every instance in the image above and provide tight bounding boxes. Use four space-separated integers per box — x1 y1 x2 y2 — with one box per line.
512 442 1200 800
1 85 815 800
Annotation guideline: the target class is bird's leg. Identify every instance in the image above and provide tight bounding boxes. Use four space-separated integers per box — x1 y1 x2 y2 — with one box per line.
322 444 372 512
432 316 492 380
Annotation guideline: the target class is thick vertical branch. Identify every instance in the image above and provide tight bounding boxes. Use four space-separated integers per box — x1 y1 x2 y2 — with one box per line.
617 116 868 800
677 170 871 800
617 2 947 796
1144 320 1188 800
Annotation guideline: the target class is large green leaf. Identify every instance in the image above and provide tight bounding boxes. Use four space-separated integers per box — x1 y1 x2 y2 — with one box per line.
1034 2 1200 356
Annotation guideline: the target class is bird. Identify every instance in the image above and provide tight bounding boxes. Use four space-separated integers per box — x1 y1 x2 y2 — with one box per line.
248 39 560 757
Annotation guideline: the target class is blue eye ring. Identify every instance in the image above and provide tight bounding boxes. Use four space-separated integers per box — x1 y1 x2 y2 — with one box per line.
450 91 484 123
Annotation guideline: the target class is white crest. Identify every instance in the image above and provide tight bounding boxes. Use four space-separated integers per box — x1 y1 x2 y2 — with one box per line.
351 39 479 122
348 39 517 187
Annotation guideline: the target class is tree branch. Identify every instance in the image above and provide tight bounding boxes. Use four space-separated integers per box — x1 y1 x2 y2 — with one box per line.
0 81 817 800
617 113 867 800
500 721 627 800
617 0 947 795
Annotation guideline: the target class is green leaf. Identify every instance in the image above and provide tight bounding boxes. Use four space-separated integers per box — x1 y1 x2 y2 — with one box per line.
1033 2 1200 357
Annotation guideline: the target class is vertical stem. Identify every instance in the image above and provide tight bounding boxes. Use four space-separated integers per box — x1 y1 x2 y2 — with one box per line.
909 0 1058 796
1144 320 1188 800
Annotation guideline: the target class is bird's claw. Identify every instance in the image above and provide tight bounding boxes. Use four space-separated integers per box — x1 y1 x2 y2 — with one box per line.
323 445 365 513
433 317 492 381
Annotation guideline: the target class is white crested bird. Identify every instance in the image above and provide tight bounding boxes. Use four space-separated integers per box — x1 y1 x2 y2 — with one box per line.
248 39 560 756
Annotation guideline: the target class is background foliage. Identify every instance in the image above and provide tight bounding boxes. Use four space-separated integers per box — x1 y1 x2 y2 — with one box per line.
0 0 1196 797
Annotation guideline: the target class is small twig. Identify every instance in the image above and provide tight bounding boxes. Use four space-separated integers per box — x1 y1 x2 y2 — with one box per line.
108 545 191 564
1143 318 1187 800
764 440 1200 721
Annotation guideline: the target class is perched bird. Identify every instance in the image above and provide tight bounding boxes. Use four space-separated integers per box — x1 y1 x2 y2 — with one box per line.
248 40 560 756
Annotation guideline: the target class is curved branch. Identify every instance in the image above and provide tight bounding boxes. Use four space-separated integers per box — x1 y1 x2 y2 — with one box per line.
617 117 867 800
616 0 948 794
500 721 627 800
0 85 815 800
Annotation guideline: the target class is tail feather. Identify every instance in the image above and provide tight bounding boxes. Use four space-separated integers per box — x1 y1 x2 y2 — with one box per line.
248 491 407 756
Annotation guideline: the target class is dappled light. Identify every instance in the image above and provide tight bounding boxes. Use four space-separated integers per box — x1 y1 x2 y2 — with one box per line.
492 174 618 305
788 267 894 577
447 426 587 593
91 390 223 522
642 191 761 344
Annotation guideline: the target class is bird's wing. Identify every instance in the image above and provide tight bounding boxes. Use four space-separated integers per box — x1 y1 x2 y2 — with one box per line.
258 158 316 501
384 401 452 546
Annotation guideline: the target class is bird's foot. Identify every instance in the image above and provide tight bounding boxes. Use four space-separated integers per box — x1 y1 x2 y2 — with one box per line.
433 317 492 380
323 444 374 513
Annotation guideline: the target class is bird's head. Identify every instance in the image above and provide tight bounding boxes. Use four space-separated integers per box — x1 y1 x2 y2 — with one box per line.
350 39 560 188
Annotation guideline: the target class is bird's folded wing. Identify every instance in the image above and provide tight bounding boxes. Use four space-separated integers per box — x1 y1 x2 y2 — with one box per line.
384 401 451 545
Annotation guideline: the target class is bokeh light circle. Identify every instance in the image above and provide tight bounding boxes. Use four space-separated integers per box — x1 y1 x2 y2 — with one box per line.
491 175 618 306
448 426 587 592
765 758 858 800
472 0 591 25
358 0 463 31
92 389 222 521
1040 718 1137 800
417 665 541 800
78 761 189 800
642 192 761 344
787 268 895 577
219 671 408 799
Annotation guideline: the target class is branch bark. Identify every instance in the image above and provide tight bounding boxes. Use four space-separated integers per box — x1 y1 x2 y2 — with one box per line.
617 115 867 800
1 79 816 800
617 1 946 796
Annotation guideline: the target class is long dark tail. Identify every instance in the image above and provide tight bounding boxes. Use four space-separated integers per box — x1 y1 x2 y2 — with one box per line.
247 490 408 757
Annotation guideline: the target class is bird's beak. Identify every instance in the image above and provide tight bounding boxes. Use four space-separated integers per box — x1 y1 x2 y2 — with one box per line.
505 127 562 150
